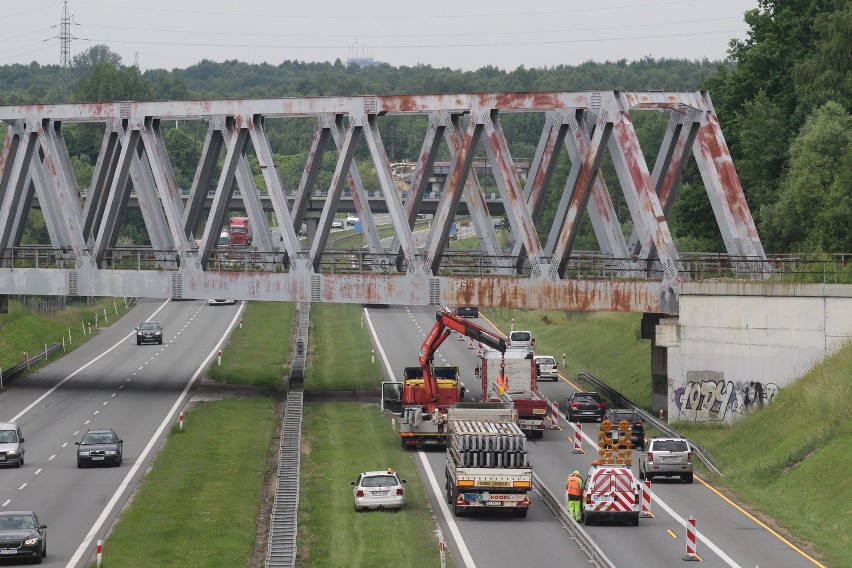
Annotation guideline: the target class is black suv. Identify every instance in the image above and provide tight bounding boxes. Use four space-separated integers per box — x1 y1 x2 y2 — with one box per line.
604 408 645 449
564 392 605 422
136 321 163 345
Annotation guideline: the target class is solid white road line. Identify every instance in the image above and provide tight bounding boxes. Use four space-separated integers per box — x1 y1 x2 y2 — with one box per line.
362 306 477 568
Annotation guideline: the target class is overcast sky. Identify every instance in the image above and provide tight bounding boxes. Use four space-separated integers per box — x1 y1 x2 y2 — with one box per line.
2 0 758 72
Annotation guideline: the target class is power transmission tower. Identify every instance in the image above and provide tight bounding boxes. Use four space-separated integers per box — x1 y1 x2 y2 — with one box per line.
60 1 73 101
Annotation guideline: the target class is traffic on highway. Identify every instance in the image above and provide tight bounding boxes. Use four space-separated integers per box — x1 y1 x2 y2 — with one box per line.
0 298 242 566
365 305 821 568
0 300 824 567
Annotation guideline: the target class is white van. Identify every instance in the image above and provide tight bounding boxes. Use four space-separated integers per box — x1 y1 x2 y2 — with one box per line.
508 330 534 351
581 464 641 526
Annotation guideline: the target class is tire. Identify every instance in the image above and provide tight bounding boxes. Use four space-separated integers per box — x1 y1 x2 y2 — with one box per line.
630 514 640 526
137 339 141 345
15 458 21 468
42 540 46 557
513 508 528 518
638 468 645 481
682 472 694 484
77 460 83 468
530 430 544 440
158 338 163 345
584 513 594 526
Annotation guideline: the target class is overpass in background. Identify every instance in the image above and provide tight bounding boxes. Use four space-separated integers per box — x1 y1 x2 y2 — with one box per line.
0 90 770 314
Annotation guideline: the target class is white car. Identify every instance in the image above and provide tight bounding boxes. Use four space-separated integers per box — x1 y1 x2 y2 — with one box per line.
331 219 344 229
534 355 559 381
208 299 235 305
346 214 359 226
351 469 406 511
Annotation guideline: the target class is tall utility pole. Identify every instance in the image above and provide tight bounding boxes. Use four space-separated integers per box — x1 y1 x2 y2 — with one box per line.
60 1 72 100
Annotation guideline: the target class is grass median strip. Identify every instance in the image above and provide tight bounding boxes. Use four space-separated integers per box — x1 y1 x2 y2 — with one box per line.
206 301 296 388
96 301 449 567
298 402 450 567
97 397 277 567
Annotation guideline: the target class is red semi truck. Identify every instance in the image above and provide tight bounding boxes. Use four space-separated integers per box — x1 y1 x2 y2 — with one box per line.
479 349 549 439
228 216 253 247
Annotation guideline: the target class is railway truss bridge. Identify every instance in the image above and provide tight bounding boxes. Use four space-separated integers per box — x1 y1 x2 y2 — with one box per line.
0 90 772 315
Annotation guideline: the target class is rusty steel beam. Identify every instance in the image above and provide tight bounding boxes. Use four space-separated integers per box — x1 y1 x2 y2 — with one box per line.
0 91 769 313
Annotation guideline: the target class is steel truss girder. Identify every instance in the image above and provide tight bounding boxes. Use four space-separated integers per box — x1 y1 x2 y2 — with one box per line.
0 90 768 313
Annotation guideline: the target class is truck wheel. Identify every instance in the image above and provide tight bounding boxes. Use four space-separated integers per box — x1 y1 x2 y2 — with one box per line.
513 508 528 518
584 513 594 526
530 430 544 440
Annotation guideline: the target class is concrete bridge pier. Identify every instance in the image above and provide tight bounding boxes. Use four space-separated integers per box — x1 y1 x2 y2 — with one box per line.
642 313 669 416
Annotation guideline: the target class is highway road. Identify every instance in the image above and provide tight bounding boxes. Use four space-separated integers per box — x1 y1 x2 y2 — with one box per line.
0 298 243 567
365 305 823 568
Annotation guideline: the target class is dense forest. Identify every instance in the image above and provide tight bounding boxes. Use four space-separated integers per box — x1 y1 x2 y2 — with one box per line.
1 0 849 254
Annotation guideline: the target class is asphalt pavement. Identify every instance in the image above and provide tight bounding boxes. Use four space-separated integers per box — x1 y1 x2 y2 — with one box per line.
0 298 244 567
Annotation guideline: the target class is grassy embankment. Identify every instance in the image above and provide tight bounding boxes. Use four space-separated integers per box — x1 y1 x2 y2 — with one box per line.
95 301 450 568
0 297 129 381
487 308 849 568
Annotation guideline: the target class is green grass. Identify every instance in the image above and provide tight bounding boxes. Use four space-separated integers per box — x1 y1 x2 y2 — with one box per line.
485 308 652 407
298 403 450 567
206 302 297 388
96 398 278 568
0 297 131 380
483 307 848 567
305 303 383 390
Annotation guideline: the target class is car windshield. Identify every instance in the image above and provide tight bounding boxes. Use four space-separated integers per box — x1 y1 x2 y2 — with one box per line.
610 411 639 422
654 440 689 452
139 323 158 330
82 432 116 445
0 430 17 443
0 515 34 530
361 475 397 488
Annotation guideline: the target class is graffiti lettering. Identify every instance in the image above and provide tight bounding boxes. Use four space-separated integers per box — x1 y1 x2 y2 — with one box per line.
675 373 780 422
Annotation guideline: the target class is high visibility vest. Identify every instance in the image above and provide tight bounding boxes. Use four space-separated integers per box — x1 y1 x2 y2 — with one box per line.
566 475 583 497
497 373 508 391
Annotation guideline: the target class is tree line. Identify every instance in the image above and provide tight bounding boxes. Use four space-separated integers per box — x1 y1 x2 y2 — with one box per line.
1 0 848 254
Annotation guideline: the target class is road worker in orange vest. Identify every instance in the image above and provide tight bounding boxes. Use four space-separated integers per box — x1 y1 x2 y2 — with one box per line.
496 371 508 395
566 469 584 522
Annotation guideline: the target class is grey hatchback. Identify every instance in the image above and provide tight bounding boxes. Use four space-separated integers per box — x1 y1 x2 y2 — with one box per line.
638 437 693 483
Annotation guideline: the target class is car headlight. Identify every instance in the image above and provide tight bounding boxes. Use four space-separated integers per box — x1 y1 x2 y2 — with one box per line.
24 537 39 546
105 450 117 455
78 451 90 456
155 331 162 335
6 449 18 455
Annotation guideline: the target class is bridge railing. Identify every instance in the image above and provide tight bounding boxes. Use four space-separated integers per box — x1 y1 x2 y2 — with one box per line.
2 247 852 283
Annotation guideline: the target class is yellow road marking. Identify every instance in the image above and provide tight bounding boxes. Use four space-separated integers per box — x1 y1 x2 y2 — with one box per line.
667 529 678 538
695 475 826 567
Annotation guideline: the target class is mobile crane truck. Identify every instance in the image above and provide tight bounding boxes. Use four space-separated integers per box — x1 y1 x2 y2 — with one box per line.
444 402 532 517
381 309 507 448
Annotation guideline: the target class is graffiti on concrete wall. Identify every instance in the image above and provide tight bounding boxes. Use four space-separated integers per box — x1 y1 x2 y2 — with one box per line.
674 371 780 422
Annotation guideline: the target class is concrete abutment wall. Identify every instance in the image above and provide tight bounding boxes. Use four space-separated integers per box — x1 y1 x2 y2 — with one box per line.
653 282 852 424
